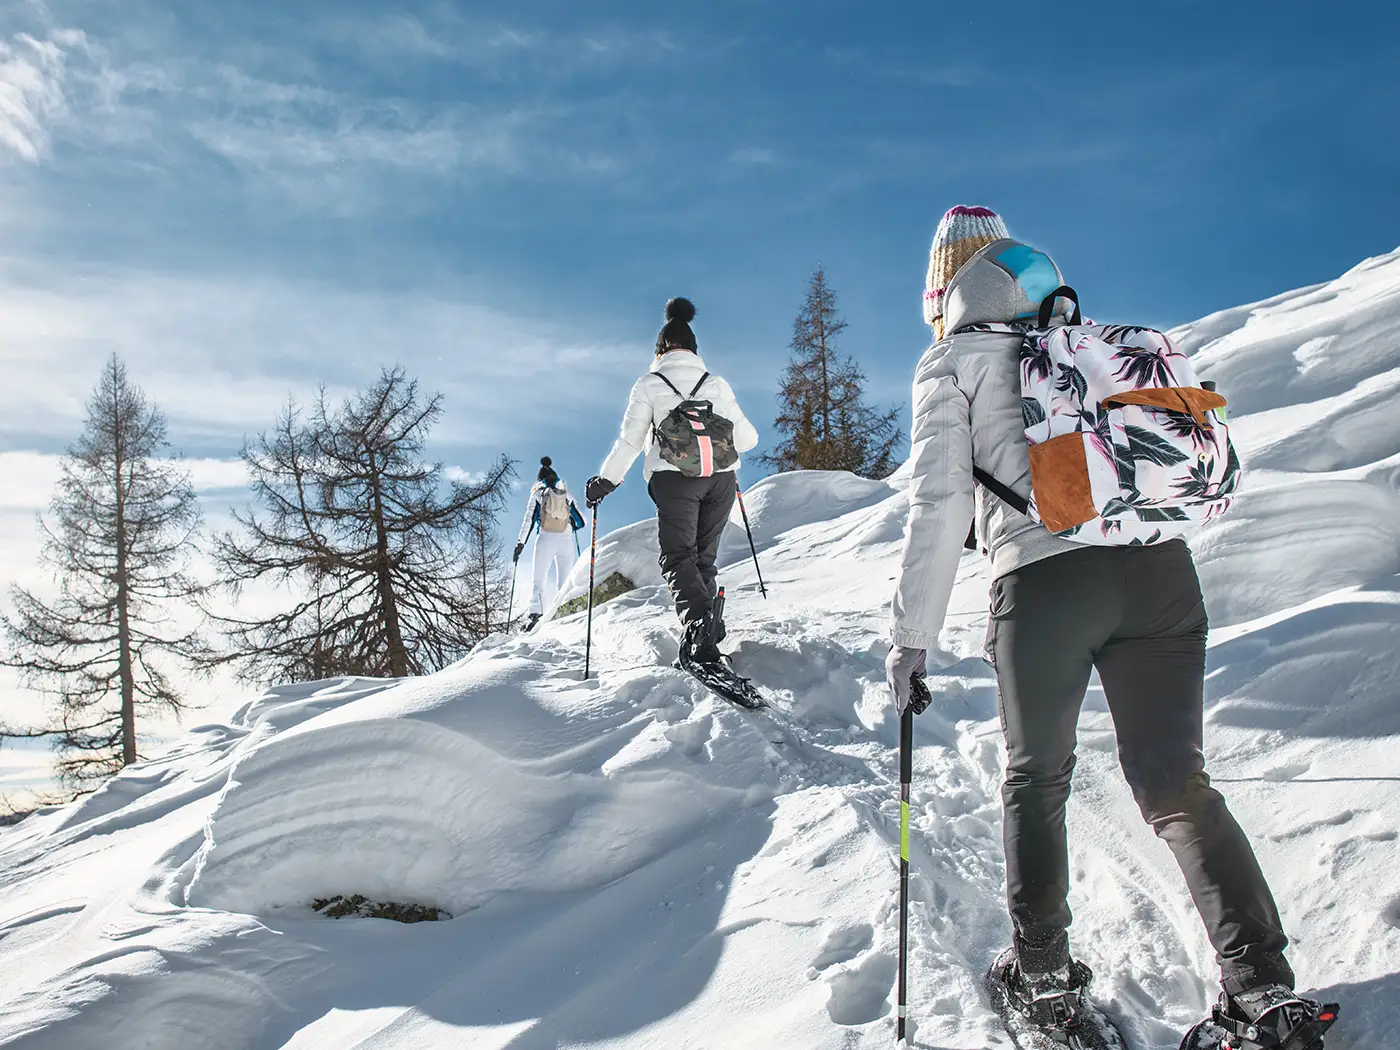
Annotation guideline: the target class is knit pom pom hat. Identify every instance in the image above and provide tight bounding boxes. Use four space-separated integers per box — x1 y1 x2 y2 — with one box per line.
656 297 697 354
537 456 559 486
924 205 1010 338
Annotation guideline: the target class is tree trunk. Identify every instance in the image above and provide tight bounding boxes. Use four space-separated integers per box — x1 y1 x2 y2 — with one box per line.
816 286 832 449
111 368 138 766
368 447 409 677
480 518 489 633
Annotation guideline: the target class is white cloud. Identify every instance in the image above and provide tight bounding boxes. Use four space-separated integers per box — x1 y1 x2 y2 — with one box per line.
0 262 640 452
729 146 778 166
0 29 80 162
0 10 633 206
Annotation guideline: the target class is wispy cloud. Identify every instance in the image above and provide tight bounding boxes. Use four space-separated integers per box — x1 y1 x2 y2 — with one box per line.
0 260 640 454
0 8 652 212
0 27 85 162
320 11 679 74
729 146 779 166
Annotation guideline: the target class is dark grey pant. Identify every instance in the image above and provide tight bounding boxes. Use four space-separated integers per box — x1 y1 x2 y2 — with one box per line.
988 540 1292 995
648 471 737 628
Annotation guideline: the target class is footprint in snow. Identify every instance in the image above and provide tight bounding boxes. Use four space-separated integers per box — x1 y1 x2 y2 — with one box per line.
1382 897 1400 930
808 922 874 974
824 949 897 1026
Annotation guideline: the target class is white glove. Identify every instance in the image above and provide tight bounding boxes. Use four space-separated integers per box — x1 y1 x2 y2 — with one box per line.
885 645 929 715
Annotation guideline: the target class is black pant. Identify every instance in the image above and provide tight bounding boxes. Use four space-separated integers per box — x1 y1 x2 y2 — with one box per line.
988 541 1292 995
648 471 737 629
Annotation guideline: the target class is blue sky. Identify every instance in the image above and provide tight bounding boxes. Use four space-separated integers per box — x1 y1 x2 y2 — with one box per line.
2 0 1399 533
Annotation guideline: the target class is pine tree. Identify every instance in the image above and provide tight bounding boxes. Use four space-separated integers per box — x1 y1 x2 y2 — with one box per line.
207 367 513 682
763 268 902 477
1 356 205 794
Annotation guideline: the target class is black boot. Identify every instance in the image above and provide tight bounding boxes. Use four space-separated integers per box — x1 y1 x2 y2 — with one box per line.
1181 984 1339 1050
524 612 541 632
679 617 723 667
987 946 1090 1031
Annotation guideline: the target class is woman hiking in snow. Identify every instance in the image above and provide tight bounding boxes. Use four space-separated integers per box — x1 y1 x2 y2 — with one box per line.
515 457 585 631
888 207 1321 1048
585 297 758 668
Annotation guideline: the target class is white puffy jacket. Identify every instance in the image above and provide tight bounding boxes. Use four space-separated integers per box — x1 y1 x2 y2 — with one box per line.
599 350 759 485
890 238 1081 651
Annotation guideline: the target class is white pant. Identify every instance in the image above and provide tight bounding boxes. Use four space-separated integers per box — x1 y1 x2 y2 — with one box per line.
530 528 577 615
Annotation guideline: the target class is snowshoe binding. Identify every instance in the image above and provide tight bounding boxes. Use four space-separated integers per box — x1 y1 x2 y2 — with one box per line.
987 948 1126 1050
675 590 766 710
1180 985 1338 1050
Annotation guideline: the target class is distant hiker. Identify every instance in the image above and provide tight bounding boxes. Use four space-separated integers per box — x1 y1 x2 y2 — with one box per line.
515 457 585 631
888 207 1323 1049
586 297 758 670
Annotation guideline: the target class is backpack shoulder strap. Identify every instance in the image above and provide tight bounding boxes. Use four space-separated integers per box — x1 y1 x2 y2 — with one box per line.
653 372 686 399
688 372 710 398
1038 285 1082 328
972 465 1030 516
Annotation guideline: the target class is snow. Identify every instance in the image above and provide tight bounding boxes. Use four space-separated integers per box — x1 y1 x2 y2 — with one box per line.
2 250 1399 1049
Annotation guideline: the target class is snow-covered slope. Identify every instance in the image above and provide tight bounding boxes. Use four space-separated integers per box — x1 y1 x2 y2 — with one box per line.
2 251 1399 1050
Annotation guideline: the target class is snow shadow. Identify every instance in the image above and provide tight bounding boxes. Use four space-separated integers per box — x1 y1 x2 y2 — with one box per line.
1204 593 1400 739
282 804 778 1049
1310 970 1400 1049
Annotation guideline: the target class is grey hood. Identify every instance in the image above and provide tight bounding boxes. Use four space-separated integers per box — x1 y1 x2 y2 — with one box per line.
942 238 1068 333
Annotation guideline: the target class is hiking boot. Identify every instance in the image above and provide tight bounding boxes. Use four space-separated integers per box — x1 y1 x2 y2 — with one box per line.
523 613 541 632
988 946 1091 1031
1211 983 1338 1050
680 618 723 667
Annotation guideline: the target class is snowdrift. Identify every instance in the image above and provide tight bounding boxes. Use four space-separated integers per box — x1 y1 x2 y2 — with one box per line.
2 251 1399 1050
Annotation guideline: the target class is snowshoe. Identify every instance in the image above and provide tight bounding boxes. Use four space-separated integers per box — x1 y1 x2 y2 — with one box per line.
673 590 767 710
1179 985 1338 1050
679 655 767 710
987 948 1126 1050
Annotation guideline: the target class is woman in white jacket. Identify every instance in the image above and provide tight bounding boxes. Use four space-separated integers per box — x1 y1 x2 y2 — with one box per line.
586 298 758 665
514 457 584 631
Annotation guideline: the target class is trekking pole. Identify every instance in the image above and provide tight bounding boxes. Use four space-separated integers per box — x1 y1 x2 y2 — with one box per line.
507 522 534 628
507 560 519 626
583 508 599 680
896 704 913 1045
735 482 767 599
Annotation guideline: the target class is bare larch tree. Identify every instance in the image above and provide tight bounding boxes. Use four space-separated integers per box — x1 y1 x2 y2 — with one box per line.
2 355 205 794
208 367 513 682
763 268 902 477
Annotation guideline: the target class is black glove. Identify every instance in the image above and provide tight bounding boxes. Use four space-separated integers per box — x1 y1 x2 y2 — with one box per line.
585 476 616 508
513 542 524 563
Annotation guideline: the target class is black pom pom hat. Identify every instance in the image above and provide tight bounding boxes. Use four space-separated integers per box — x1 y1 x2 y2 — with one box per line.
656 297 697 354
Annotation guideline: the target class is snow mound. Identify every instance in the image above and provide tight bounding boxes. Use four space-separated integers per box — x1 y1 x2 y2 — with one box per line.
2 252 1399 1050
1177 247 1400 625
183 715 729 917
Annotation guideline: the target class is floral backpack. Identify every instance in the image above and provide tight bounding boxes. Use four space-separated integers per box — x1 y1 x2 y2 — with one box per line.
967 287 1240 546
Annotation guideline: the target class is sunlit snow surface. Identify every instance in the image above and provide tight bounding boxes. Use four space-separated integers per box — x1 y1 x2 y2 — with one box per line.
2 251 1399 1049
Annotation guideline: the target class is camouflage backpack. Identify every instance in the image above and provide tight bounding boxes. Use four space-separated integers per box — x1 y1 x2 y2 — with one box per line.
652 373 738 478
